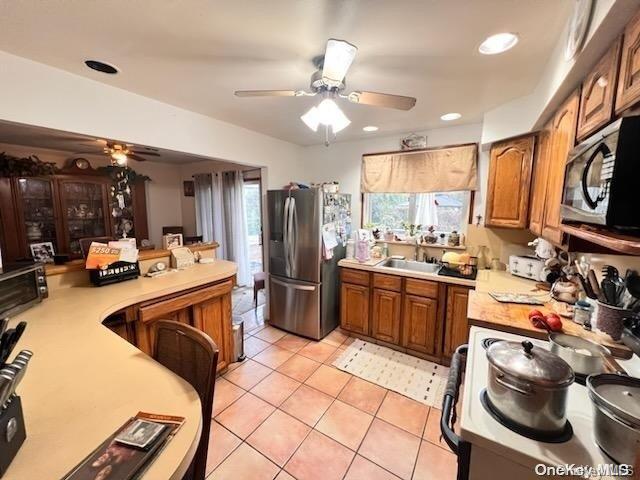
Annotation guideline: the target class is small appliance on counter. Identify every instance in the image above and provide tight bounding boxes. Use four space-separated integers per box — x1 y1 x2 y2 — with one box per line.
508 255 545 281
0 262 48 318
561 115 640 231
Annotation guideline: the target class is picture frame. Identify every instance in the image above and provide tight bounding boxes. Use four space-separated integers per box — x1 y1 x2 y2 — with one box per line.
30 241 55 263
183 180 195 197
162 233 184 250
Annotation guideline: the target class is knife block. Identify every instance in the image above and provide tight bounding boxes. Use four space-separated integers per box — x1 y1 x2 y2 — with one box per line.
0 396 26 477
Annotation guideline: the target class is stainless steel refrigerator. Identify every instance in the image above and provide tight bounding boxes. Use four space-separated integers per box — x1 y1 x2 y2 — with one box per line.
267 188 351 340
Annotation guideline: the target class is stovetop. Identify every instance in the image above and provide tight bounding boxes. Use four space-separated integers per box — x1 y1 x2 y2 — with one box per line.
460 326 639 470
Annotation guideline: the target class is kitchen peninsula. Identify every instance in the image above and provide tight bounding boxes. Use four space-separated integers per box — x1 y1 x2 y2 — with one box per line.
4 258 237 480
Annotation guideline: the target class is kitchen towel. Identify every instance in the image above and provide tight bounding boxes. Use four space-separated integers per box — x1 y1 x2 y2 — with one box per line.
333 338 449 407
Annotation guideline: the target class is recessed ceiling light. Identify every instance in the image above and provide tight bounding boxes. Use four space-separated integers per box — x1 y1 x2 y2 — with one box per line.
478 33 519 55
440 113 462 121
84 60 119 74
363 126 379 132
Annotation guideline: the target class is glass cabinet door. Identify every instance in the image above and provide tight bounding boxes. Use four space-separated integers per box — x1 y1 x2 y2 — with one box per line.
59 179 111 256
15 177 60 258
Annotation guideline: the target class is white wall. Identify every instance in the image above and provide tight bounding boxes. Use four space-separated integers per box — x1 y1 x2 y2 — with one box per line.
0 51 304 190
300 123 485 228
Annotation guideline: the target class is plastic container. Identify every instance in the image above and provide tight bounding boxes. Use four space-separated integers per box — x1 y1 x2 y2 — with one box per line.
346 239 355 259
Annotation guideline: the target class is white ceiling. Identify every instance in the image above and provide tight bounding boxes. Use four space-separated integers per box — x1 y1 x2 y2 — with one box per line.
0 1 572 146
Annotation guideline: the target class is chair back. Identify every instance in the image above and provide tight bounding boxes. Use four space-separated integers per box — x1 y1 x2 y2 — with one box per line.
153 320 219 480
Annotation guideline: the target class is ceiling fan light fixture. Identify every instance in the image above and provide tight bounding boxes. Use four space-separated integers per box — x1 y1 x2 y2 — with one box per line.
111 151 128 165
322 39 358 87
301 107 321 132
478 33 519 55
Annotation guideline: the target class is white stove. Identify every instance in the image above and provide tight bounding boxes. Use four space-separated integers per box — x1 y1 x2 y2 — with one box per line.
449 326 639 480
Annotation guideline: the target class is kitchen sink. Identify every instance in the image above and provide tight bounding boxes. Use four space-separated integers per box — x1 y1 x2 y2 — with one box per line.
380 258 441 274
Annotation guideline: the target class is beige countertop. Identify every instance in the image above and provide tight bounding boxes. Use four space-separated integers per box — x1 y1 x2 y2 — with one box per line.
5 260 237 480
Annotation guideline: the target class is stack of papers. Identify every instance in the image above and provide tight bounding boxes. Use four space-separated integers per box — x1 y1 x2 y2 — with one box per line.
86 239 139 269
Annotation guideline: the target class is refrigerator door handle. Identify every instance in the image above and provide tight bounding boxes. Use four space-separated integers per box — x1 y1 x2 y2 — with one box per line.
289 197 298 278
283 196 290 276
271 277 317 291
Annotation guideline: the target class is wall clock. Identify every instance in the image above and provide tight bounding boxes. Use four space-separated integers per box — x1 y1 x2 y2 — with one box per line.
73 158 91 170
565 0 593 61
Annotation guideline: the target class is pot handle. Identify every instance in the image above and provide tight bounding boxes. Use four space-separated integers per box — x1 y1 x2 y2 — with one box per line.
440 344 467 454
495 374 533 396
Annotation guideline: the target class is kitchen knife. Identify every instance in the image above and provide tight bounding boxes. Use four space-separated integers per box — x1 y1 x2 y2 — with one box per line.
0 319 8 337
1 322 27 366
0 372 15 409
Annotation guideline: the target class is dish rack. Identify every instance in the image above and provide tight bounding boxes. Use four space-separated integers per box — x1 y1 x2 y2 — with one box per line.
438 261 477 280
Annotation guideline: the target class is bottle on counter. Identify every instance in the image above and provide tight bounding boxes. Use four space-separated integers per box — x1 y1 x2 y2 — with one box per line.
382 242 389 258
346 239 355 259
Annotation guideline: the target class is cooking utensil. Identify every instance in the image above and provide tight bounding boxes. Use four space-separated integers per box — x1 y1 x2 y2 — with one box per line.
0 371 15 409
601 266 625 306
486 340 574 433
587 374 640 465
548 333 610 376
0 322 27 365
624 270 640 311
575 273 595 299
588 270 604 302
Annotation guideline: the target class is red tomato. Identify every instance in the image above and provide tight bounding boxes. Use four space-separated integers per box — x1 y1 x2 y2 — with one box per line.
528 309 544 320
545 314 563 332
530 315 547 329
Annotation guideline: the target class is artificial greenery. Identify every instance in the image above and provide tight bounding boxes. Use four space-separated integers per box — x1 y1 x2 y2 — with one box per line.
95 165 151 183
0 152 61 177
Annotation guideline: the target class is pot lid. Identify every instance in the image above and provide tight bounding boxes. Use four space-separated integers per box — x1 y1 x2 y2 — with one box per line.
588 374 640 426
487 340 574 388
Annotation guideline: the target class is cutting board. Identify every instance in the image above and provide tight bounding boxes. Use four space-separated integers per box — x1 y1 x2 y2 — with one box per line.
467 291 632 359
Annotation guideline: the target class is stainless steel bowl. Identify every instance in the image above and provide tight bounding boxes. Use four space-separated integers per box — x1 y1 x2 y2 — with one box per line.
549 333 610 376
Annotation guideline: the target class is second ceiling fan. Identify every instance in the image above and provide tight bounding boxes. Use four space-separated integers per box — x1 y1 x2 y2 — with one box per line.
235 39 417 145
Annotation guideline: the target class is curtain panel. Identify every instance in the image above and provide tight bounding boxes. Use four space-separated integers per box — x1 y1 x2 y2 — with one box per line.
361 144 478 193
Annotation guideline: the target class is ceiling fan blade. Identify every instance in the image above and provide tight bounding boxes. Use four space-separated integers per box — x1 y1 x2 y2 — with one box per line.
235 90 298 97
130 150 161 157
127 153 148 162
347 91 416 110
322 39 357 87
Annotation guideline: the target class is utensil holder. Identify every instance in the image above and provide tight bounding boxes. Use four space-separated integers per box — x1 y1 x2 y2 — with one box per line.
595 301 631 341
0 396 26 477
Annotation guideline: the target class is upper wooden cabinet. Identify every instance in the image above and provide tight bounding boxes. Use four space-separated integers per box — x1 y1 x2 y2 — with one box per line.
485 135 535 228
541 91 579 246
528 126 551 236
616 10 640 114
577 38 622 141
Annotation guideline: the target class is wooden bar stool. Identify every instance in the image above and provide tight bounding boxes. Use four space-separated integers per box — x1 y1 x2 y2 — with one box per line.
154 320 219 480
253 272 267 306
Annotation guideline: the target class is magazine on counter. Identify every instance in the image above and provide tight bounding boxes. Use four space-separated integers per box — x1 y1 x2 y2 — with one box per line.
62 412 186 480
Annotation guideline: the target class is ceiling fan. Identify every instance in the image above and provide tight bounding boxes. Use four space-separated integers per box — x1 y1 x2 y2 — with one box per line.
103 141 161 165
235 39 417 145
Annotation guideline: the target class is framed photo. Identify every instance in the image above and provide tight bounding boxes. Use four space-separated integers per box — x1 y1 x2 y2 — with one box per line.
162 233 183 250
30 242 55 263
183 180 195 197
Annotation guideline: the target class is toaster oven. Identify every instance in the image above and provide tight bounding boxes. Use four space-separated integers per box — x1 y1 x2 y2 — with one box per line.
0 262 48 318
561 116 640 231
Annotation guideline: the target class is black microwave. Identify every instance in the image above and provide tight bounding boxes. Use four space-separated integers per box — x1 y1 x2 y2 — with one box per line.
0 262 48 318
561 116 640 231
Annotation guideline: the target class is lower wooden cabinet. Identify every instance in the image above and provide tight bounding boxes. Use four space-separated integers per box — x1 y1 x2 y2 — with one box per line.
104 277 234 373
443 285 472 359
340 268 473 364
371 288 402 344
340 282 370 335
402 294 439 355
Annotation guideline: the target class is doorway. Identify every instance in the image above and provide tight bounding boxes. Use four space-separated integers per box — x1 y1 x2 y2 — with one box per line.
242 177 263 274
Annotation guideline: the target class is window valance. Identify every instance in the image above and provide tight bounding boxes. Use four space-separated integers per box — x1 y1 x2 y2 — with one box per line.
361 144 478 193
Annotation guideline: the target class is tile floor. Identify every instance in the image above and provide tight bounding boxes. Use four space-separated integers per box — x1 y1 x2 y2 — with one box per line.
206 320 458 480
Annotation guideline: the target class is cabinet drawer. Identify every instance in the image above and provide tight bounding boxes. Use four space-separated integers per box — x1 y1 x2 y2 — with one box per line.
405 278 438 298
341 268 370 286
373 273 402 292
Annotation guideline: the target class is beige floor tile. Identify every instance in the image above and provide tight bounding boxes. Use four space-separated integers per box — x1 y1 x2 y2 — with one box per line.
253 345 295 369
250 371 301 407
321 329 348 347
376 391 429 437
412 440 457 480
344 455 401 480
247 409 311 467
423 408 451 451
244 336 271 357
275 333 311 353
284 430 355 480
280 384 334 427
215 392 275 439
315 399 373 450
323 346 347 365
254 325 288 343
206 420 242 475
212 377 246 416
304 364 351 397
297 341 338 363
224 359 272 390
338 377 388 415
274 470 296 480
276 354 322 382
359 419 421 480
208 442 279 480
